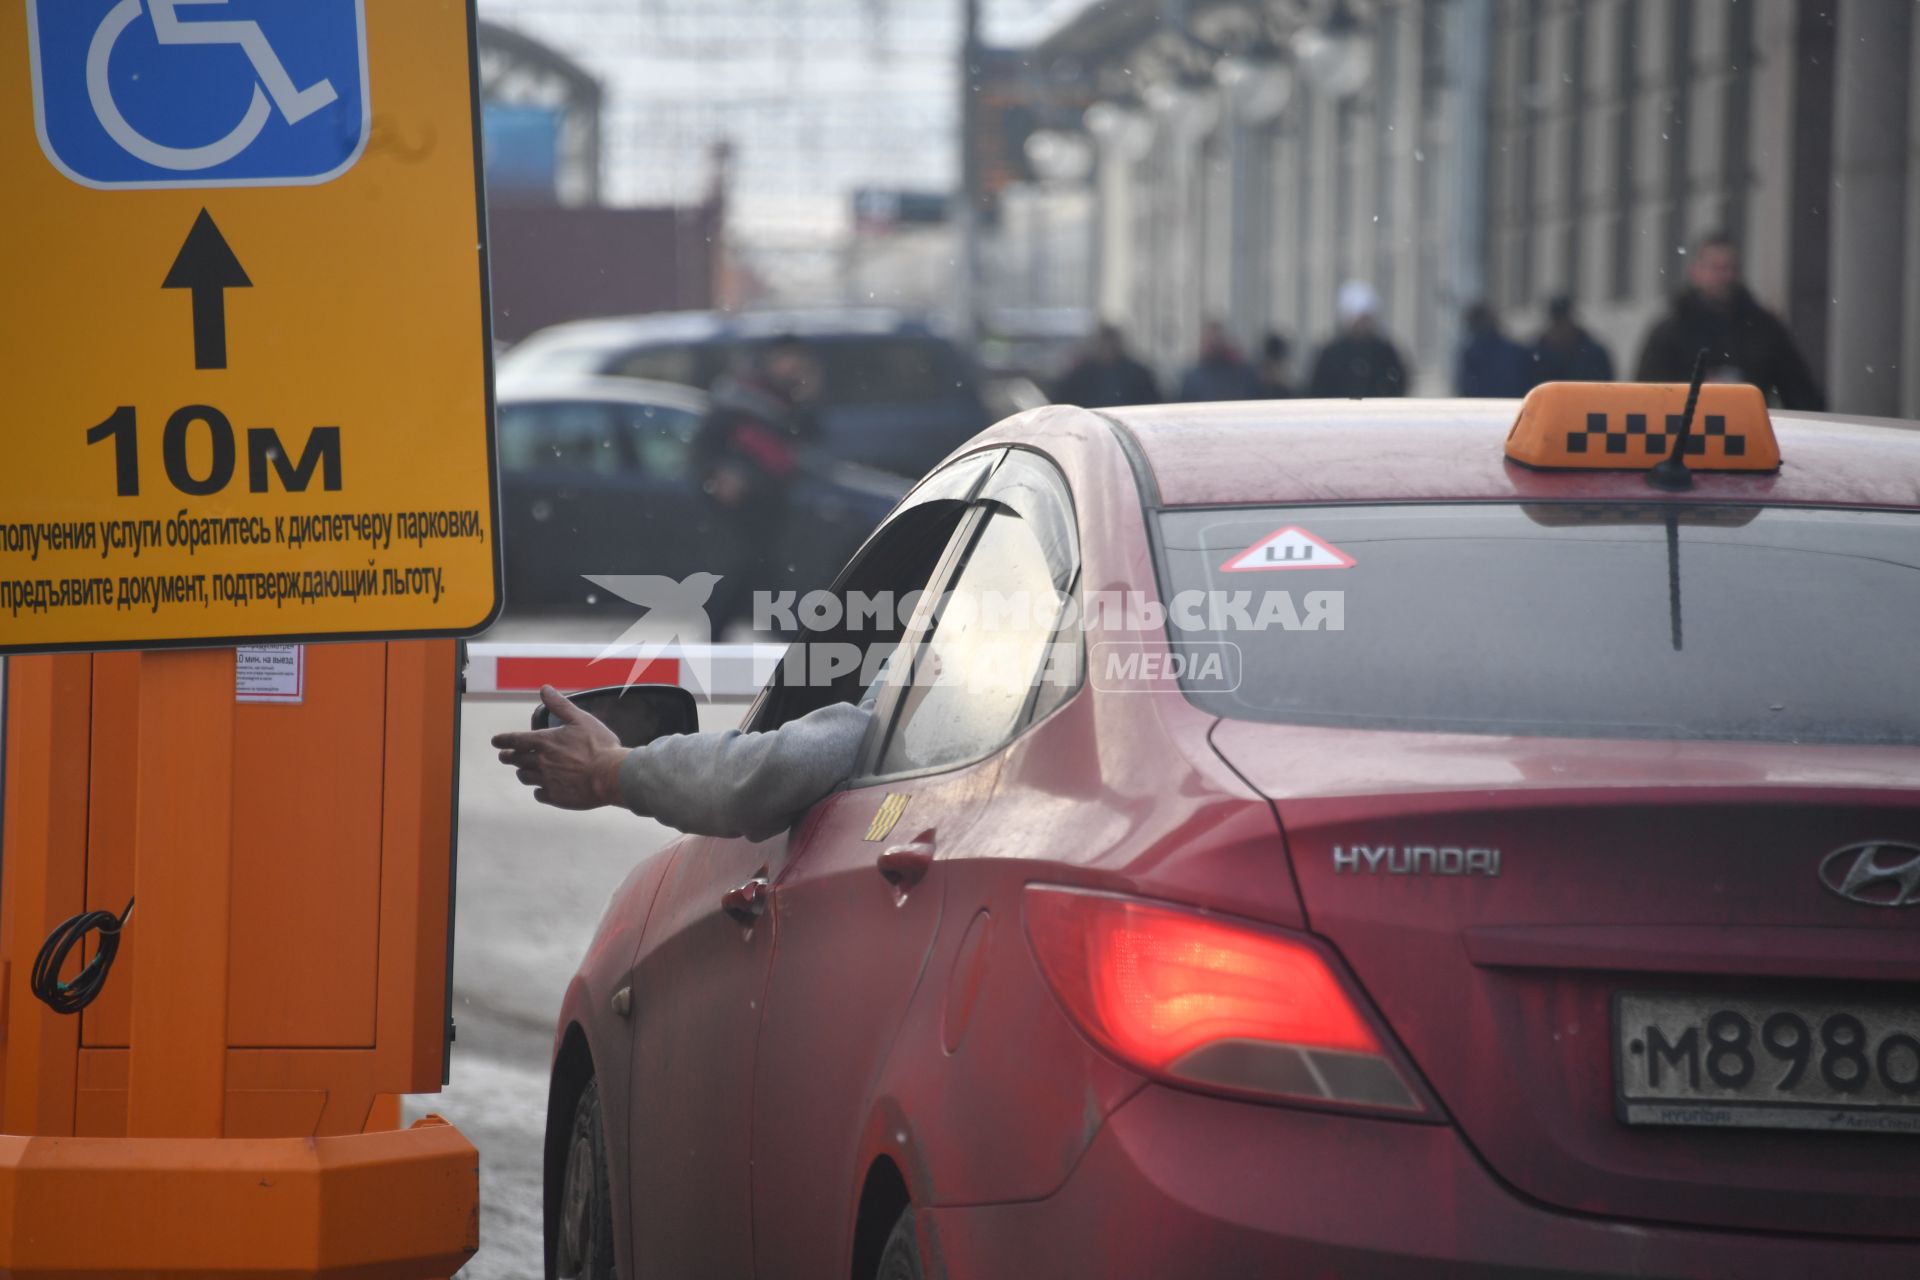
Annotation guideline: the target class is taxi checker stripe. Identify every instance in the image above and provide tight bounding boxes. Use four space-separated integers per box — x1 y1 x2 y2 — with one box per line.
1566 412 1741 457
464 642 787 701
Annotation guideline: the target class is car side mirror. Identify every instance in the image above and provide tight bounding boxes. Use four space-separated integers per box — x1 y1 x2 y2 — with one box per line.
532 684 699 748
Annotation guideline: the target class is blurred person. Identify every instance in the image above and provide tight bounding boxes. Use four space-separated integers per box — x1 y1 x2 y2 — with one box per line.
1177 319 1266 401
1636 231 1825 410
693 334 823 633
1531 294 1615 383
1057 322 1161 408
1456 302 1536 398
1256 331 1293 398
1307 281 1408 398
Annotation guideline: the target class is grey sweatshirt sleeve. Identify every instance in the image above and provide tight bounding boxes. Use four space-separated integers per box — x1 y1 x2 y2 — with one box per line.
616 702 872 842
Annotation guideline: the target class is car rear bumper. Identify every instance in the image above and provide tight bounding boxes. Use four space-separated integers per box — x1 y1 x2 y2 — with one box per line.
924 1085 1918 1279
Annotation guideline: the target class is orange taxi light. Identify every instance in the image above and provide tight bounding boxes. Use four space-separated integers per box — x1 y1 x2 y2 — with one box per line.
1504 381 1780 473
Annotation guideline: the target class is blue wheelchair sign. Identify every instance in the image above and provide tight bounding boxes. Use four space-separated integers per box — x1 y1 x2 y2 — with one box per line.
28 0 369 189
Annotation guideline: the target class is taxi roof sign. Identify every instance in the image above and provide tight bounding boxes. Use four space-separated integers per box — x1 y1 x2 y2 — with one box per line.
1504 382 1781 474
1 2 498 655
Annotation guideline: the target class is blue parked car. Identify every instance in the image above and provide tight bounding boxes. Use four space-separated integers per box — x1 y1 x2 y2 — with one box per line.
497 309 989 481
495 377 906 619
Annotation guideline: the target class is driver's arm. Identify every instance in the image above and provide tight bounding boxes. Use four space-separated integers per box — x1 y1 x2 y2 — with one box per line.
618 701 871 842
495 686 874 840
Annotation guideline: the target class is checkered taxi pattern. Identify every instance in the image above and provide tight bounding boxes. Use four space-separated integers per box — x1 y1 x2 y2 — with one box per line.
1566 412 1744 459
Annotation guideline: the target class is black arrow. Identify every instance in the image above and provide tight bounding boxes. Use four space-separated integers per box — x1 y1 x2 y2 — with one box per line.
162 209 250 370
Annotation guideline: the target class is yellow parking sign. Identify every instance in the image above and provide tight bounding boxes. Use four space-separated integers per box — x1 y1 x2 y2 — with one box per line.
1 0 499 653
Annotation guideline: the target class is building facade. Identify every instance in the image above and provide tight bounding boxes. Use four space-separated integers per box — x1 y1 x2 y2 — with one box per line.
478 21 727 343
1021 0 1920 416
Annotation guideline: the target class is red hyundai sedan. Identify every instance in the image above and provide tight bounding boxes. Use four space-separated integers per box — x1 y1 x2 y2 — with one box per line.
544 385 1920 1278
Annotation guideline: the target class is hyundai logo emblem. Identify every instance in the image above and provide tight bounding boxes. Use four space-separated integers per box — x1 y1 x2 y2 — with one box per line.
1819 842 1920 908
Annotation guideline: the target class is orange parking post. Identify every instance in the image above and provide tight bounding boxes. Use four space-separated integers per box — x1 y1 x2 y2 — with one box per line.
0 655 92 1139
0 643 480 1275
126 649 234 1140
0 1116 478 1279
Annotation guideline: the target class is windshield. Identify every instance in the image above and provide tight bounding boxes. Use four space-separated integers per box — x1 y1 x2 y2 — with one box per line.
1156 503 1920 745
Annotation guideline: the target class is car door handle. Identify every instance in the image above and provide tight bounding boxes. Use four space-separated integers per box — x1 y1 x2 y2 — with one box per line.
721 875 770 923
878 833 936 887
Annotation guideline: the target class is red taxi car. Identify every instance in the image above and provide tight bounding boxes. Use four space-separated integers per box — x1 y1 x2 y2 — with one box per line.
545 385 1920 1278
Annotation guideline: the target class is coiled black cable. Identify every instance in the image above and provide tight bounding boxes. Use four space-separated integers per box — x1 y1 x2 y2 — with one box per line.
30 898 135 1015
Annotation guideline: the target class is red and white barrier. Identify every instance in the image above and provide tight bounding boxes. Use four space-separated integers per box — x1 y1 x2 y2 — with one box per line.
464 642 787 703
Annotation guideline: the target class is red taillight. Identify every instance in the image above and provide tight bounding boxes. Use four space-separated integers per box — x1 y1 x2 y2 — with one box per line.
1024 886 1429 1115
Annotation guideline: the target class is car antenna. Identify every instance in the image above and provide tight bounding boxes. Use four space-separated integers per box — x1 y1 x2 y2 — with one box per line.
1646 349 1710 491
1663 509 1683 652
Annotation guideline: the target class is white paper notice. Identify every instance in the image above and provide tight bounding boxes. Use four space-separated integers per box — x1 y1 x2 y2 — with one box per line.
235 645 306 703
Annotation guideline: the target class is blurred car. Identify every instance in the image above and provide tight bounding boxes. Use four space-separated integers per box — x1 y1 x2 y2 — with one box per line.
977 303 1092 394
497 308 988 481
544 388 1920 1278
496 376 905 617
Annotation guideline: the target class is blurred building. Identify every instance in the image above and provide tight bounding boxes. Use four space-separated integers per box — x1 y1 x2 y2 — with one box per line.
838 40 1097 327
1015 0 1920 418
478 20 725 343
840 188 956 311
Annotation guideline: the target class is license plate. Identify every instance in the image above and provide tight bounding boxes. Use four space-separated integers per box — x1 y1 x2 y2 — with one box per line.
1614 992 1920 1135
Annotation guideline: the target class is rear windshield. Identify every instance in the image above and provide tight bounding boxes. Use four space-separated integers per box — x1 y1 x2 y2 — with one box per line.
1155 503 1920 745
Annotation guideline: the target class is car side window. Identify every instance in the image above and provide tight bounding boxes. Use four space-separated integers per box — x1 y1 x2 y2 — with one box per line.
875 451 1081 776
621 402 699 480
878 529 1080 776
744 450 1001 735
497 402 630 475
986 451 1083 727
978 450 1079 591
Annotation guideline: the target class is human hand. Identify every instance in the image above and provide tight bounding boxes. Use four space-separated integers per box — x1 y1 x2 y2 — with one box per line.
491 686 628 810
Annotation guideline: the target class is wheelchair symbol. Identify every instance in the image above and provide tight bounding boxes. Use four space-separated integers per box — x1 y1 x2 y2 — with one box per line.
87 0 338 172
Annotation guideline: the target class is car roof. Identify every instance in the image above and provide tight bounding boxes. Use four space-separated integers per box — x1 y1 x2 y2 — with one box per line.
507 307 950 353
495 374 709 414
1099 399 1920 510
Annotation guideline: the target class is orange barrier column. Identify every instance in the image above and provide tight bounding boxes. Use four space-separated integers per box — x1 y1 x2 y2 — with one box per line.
0 655 92 1137
125 649 234 1139
0 648 479 1276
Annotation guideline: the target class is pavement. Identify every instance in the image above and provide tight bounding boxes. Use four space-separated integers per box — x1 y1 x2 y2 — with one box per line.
406 613 748 1279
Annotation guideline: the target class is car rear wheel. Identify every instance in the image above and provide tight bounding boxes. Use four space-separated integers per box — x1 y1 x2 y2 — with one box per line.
875 1206 924 1280
554 1077 615 1280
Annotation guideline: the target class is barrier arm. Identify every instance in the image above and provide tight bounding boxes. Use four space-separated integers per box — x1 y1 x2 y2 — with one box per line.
463 641 790 704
